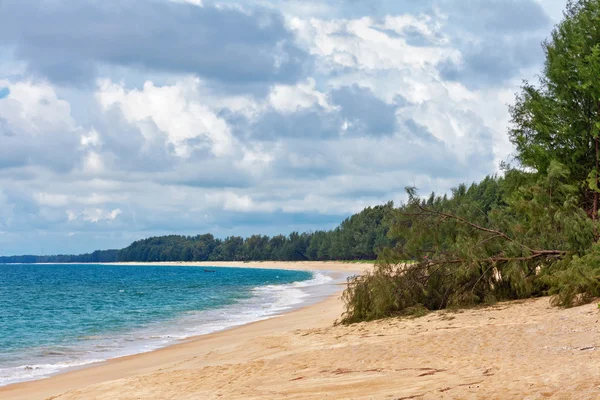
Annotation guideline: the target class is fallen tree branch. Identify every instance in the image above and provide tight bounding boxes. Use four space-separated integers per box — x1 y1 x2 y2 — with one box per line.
415 203 536 253
422 251 566 267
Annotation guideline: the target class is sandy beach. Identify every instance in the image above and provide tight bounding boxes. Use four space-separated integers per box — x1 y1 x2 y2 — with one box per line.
103 260 373 272
2 261 600 399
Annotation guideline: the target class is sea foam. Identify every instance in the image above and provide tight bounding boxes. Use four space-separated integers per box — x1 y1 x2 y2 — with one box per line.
0 269 341 387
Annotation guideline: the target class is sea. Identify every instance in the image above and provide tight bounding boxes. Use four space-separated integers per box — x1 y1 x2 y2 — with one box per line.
0 263 343 386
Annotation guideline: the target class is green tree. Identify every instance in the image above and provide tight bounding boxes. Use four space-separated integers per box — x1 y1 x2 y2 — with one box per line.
342 0 600 324
342 166 597 323
510 0 600 221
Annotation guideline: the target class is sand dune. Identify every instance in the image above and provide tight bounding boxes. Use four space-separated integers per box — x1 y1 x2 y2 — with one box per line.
2 262 599 399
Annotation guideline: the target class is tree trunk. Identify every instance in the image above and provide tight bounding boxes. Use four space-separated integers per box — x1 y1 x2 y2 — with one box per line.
595 101 600 237
595 134 598 222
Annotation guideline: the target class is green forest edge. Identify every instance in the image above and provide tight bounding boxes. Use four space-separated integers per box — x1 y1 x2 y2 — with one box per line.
342 0 600 323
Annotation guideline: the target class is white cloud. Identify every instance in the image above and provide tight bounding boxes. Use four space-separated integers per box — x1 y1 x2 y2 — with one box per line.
380 13 446 44
34 193 70 207
284 23 493 170
170 0 203 6
96 78 235 157
280 193 371 214
287 12 529 169
81 129 101 148
35 192 120 208
289 16 459 72
535 0 567 22
67 208 122 223
205 192 276 212
0 80 76 135
269 78 333 113
276 1 333 18
82 151 105 174
236 144 275 174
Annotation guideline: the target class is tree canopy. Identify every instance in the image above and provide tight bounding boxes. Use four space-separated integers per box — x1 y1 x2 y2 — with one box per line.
510 0 600 218
342 0 600 323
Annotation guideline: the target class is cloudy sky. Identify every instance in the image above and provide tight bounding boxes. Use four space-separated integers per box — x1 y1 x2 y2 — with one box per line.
0 0 566 255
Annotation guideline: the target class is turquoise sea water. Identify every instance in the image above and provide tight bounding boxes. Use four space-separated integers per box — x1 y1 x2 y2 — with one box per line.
0 264 335 386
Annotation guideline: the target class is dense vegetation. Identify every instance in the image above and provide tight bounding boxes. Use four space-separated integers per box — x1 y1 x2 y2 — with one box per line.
341 0 600 323
0 250 121 264
0 203 395 263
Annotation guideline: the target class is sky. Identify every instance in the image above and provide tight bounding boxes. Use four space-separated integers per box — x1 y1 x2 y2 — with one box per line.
0 0 567 255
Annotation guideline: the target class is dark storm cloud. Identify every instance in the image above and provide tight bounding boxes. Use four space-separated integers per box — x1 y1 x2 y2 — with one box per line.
0 0 310 87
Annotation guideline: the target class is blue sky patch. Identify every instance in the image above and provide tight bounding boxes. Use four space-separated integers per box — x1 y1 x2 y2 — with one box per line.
0 87 10 99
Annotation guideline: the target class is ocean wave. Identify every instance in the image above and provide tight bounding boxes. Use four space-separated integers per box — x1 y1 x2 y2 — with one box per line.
0 270 343 387
0 359 104 386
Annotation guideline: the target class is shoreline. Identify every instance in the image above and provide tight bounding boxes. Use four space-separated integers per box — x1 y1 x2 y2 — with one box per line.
3 261 599 398
35 260 373 272
0 261 370 400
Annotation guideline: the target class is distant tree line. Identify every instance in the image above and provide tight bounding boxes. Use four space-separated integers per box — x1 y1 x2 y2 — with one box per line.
0 250 121 264
0 203 395 263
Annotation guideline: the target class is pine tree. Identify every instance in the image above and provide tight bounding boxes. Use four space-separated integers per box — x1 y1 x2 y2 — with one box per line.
342 0 600 323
